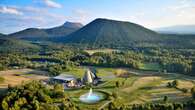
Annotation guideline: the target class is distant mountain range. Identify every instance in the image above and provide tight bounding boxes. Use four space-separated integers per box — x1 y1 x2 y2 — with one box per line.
156 25 195 34
0 22 83 52
1 18 195 49
9 22 83 41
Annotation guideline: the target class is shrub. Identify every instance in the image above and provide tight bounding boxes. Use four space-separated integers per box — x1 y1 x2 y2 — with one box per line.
114 69 129 78
0 77 5 83
181 88 188 93
163 96 168 103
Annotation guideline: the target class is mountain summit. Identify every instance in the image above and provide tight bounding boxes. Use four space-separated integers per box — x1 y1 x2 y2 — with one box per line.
62 18 161 48
9 21 83 41
63 21 83 28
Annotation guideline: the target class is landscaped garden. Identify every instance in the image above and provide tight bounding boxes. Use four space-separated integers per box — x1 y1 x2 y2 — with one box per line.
57 66 195 109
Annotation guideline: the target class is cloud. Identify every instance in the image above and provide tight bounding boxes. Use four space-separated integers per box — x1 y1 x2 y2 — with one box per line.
0 14 47 34
0 4 68 34
136 0 195 28
167 0 192 12
23 6 45 13
128 11 146 21
43 0 62 8
35 0 62 8
164 0 195 23
0 14 45 26
0 6 23 15
70 9 91 23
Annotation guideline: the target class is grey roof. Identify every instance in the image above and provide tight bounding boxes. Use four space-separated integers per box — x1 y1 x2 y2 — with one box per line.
53 74 76 81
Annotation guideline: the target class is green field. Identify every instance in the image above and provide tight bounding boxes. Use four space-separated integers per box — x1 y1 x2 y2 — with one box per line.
139 63 162 71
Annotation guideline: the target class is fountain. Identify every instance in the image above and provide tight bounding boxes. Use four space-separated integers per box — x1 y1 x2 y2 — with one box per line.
79 88 105 104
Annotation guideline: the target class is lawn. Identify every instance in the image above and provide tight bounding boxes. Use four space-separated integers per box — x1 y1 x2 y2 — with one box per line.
139 63 162 71
63 68 85 78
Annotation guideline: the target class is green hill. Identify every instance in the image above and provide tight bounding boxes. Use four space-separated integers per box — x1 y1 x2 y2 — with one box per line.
45 22 83 39
59 18 195 48
9 22 83 41
61 18 163 48
160 34 195 48
0 33 5 37
0 37 40 53
9 28 49 41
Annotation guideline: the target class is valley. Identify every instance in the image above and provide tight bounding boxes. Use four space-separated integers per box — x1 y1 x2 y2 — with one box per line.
0 18 195 110
0 41 195 110
2 0 195 109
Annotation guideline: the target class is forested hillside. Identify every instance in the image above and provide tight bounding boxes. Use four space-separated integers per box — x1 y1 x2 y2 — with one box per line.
0 37 40 53
9 22 83 41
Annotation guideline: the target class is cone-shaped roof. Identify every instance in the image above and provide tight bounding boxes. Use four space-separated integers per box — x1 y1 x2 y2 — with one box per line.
83 69 94 83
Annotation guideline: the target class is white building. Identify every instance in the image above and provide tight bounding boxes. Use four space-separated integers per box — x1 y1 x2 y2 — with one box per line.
82 69 101 85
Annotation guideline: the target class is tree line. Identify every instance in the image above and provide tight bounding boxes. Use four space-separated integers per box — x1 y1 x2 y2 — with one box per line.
0 48 194 76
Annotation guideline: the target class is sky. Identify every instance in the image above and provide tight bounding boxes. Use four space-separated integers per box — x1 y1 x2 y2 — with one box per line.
0 0 195 34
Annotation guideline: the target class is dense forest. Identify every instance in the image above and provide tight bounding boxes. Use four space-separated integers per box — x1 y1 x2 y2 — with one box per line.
0 81 79 110
0 46 194 76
